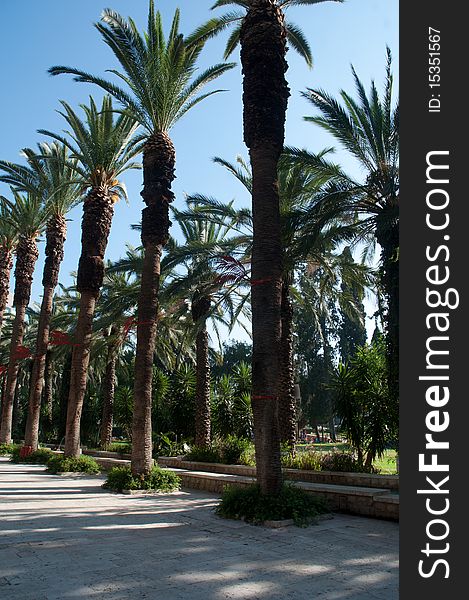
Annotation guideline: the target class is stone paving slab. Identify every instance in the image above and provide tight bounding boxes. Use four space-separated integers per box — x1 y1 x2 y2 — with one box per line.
0 458 398 599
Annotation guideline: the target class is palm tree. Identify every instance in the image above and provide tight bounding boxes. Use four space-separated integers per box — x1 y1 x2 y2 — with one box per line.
0 199 18 340
287 49 399 412
164 202 249 448
0 142 81 450
39 96 140 457
189 0 342 494
0 191 49 444
49 2 234 475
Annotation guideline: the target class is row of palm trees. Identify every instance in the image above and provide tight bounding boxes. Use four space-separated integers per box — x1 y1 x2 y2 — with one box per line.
0 0 398 496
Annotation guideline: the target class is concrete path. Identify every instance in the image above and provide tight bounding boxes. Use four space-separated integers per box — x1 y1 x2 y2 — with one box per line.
0 458 398 599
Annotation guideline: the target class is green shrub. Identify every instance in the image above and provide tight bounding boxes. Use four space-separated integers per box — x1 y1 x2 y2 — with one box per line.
185 437 254 465
106 442 132 455
103 465 180 492
10 447 54 464
320 450 377 474
281 449 377 474
282 451 323 471
216 483 329 527
221 436 252 465
185 445 222 463
0 443 19 456
46 455 100 474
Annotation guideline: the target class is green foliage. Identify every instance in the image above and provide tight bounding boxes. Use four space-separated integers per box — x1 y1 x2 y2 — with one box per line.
281 449 375 473
10 447 54 464
113 386 134 440
186 436 253 465
46 455 101 474
211 341 252 378
153 433 187 457
106 442 132 455
212 362 253 439
0 443 18 456
103 465 180 492
185 445 222 463
330 339 397 467
216 483 328 527
221 435 252 465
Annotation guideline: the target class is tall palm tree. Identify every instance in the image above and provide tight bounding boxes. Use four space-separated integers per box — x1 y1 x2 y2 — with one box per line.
164 202 249 448
49 2 234 475
190 0 342 494
0 142 81 450
0 191 49 444
287 49 399 411
0 199 18 340
39 96 140 457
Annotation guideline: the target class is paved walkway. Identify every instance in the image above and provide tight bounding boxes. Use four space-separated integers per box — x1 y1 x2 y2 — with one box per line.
0 458 398 599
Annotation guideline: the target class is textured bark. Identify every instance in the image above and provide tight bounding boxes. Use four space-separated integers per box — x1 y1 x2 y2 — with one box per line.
278 278 296 450
0 236 39 444
192 294 211 448
43 351 54 431
63 291 97 456
376 210 399 420
64 188 114 457
240 0 289 495
132 132 175 477
25 215 67 449
100 334 117 449
0 304 27 444
0 246 14 339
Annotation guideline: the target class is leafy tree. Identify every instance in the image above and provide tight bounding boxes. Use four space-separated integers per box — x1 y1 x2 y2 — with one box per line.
337 247 367 364
330 338 397 468
287 49 399 413
211 340 252 378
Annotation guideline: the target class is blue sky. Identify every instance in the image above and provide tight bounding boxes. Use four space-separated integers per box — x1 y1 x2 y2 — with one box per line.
0 0 398 340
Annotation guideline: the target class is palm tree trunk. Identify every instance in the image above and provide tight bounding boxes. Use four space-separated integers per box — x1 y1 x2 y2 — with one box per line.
376 213 399 428
100 336 117 449
0 236 38 444
0 246 14 339
278 278 296 451
194 326 211 447
192 295 211 448
64 189 114 457
131 132 175 477
25 215 66 450
0 304 27 444
63 291 97 456
43 350 54 433
240 0 289 495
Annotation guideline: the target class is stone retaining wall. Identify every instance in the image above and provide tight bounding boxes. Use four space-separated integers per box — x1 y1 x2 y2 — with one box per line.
157 457 399 491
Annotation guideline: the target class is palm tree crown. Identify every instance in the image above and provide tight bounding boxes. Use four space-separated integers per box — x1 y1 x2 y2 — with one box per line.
49 3 235 135
188 0 344 67
39 96 140 199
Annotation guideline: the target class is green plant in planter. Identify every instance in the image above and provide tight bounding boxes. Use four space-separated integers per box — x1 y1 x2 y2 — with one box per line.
10 447 54 464
46 455 100 474
216 483 329 527
103 465 180 492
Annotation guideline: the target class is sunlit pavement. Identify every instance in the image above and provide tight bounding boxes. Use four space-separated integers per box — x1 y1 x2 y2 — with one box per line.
0 457 398 599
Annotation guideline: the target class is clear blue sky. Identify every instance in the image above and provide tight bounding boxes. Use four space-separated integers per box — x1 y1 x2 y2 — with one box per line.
0 0 398 339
